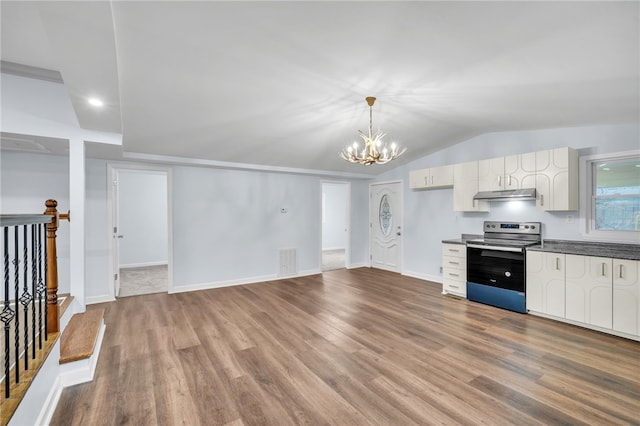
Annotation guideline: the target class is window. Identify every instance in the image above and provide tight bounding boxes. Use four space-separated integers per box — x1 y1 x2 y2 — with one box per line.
583 151 640 242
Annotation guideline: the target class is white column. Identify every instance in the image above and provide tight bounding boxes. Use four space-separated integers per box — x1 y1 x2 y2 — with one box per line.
69 137 86 310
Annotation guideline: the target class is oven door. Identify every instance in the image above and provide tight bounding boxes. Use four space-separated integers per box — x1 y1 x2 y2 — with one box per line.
466 245 525 292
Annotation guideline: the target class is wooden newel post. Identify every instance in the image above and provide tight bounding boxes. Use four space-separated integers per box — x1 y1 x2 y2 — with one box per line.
44 199 60 333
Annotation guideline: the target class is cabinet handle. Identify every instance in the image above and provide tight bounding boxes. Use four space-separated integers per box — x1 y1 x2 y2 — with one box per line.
540 194 544 206
508 175 512 186
601 263 606 276
424 176 428 186
498 175 502 187
431 175 434 185
449 284 459 289
449 261 459 265
619 264 624 279
555 257 560 270
449 273 459 277
449 249 459 253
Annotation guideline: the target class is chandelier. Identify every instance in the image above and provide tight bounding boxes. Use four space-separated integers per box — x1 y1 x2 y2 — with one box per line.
340 96 406 165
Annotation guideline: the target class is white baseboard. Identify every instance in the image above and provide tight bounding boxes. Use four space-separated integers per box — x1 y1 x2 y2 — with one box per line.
403 270 443 284
170 269 322 294
322 246 345 251
346 262 368 269
86 294 116 305
119 261 168 269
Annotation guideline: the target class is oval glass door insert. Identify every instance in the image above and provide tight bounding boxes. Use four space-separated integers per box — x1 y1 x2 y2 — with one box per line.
379 194 392 236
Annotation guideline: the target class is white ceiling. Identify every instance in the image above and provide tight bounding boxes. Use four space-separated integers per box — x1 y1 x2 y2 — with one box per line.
1 1 638 174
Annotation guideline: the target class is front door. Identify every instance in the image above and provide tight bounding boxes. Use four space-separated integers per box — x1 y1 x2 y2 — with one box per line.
370 182 402 273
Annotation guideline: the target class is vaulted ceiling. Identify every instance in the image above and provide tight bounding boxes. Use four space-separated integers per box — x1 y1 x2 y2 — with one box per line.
1 1 638 174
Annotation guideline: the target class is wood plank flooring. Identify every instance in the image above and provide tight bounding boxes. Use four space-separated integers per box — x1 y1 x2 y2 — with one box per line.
50 268 640 425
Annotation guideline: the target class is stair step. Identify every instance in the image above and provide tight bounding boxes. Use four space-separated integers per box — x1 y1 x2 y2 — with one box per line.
59 309 104 364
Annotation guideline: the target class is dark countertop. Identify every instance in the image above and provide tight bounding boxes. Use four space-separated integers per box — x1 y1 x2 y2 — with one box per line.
527 239 640 261
442 234 483 245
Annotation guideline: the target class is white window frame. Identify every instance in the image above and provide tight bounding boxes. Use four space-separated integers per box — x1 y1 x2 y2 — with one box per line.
580 150 640 243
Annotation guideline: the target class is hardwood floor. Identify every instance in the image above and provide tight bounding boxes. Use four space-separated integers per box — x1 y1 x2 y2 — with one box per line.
50 268 640 425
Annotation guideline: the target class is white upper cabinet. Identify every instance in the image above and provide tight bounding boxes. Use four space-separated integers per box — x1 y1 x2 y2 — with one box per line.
409 165 453 189
453 161 489 212
504 153 537 190
479 154 537 192
535 147 579 211
478 157 505 191
410 146 578 212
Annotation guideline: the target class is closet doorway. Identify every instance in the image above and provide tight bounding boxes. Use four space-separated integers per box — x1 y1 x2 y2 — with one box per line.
321 181 350 271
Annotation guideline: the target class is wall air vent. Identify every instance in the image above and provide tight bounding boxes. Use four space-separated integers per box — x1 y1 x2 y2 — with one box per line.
279 248 298 277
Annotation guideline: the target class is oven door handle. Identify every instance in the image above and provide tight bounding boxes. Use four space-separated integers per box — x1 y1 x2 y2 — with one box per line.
467 243 523 253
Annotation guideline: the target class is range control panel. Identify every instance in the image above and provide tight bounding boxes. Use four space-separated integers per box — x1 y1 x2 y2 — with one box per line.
484 221 541 235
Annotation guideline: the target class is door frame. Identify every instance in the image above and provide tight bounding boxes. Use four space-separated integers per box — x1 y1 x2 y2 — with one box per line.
107 163 173 299
319 180 351 270
369 180 403 272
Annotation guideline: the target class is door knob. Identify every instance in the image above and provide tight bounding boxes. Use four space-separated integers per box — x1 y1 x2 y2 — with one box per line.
117 235 124 239
396 232 402 236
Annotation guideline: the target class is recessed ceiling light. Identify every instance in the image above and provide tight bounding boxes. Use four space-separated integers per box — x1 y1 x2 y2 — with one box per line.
88 97 104 107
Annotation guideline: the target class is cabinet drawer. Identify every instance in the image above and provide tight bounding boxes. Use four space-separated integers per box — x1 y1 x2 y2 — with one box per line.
442 244 466 258
443 266 466 282
443 255 465 271
443 279 467 297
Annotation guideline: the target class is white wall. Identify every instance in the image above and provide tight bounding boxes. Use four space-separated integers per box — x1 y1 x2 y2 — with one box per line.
0 152 71 295
0 153 371 301
375 123 640 281
322 183 347 250
117 170 168 267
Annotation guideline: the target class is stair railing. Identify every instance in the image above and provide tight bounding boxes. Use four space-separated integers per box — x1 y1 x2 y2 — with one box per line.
0 199 66 401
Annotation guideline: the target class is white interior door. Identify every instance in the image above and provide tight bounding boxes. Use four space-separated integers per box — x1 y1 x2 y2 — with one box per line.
111 170 121 297
370 182 402 273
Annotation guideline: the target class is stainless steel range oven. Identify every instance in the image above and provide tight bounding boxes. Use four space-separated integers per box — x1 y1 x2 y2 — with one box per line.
466 221 541 313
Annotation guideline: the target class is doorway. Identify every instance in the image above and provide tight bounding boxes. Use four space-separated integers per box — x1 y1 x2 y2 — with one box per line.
108 165 172 298
370 181 402 273
321 182 350 271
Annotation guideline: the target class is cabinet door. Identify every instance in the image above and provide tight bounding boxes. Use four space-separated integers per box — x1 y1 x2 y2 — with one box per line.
453 162 490 212
504 153 537 190
535 148 578 211
478 157 504 191
429 165 454 188
409 169 429 189
526 251 565 317
613 259 640 336
565 255 612 329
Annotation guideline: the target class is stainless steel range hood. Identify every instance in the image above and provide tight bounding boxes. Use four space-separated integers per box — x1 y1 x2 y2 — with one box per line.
473 188 536 201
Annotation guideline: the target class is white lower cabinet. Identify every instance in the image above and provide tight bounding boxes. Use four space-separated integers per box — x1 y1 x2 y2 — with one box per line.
442 243 466 297
526 251 640 339
565 255 612 329
526 251 565 317
613 259 640 335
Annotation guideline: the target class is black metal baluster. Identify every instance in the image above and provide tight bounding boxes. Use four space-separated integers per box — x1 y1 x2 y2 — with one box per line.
13 226 20 384
37 223 44 348
44 223 48 341
21 225 32 370
2 227 16 398
31 224 37 359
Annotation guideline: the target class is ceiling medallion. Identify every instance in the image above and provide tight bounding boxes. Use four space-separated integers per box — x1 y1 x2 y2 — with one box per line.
340 96 406 165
